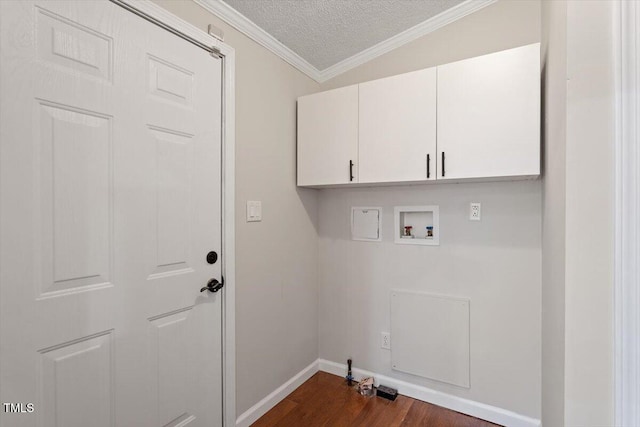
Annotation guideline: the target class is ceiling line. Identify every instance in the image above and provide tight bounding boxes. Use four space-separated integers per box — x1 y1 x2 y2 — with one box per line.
194 0 498 83
318 0 497 82
193 0 323 80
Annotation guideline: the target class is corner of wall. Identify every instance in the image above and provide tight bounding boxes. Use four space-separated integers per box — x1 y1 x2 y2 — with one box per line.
540 0 567 425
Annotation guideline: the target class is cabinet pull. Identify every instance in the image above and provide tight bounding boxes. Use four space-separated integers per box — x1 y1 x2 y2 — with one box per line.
349 160 354 182
441 152 445 177
427 154 431 178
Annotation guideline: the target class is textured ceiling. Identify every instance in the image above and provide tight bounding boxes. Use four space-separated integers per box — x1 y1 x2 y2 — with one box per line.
222 0 467 70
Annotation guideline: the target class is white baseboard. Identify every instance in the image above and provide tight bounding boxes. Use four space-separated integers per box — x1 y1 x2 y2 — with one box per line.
235 359 319 427
318 359 541 427
235 358 540 427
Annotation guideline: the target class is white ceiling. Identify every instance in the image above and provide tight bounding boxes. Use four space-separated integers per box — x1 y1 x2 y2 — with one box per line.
196 0 497 82
222 0 466 70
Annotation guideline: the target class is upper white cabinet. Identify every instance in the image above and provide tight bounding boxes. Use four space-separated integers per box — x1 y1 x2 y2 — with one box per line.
296 43 540 187
297 85 359 186
436 44 540 180
359 68 437 183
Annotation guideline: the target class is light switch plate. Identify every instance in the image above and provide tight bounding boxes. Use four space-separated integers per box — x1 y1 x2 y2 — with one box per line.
247 201 262 222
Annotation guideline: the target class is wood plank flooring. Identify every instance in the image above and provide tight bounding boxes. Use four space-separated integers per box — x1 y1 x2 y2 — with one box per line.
251 371 501 427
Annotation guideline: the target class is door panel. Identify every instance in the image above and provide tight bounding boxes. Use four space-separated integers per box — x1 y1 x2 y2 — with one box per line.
148 56 194 107
36 7 113 82
297 85 359 186
149 126 194 277
359 68 437 183
436 43 540 180
148 308 193 427
39 331 114 427
0 2 223 426
39 102 113 296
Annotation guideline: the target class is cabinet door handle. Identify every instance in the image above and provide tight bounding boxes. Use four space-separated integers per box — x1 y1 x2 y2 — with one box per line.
427 154 430 179
349 160 354 182
441 152 445 177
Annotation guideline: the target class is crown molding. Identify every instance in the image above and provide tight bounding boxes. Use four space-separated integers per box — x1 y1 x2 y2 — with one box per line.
193 0 323 81
318 0 498 82
194 0 498 83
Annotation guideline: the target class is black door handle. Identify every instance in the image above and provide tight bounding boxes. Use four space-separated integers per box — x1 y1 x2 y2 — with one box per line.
427 154 430 178
349 160 354 182
201 277 224 293
441 152 445 177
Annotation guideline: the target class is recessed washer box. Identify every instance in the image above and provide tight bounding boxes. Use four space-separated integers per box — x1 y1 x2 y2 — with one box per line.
394 205 439 245
351 207 381 241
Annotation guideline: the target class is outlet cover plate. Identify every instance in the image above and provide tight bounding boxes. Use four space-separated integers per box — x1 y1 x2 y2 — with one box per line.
470 202 481 221
381 332 391 350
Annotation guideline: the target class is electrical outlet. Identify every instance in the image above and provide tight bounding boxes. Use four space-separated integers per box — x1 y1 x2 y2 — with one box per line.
381 332 391 350
470 202 481 221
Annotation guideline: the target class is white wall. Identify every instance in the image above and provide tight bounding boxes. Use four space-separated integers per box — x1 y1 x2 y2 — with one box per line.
316 2 543 419
540 1 616 425
564 1 615 424
541 1 567 425
151 0 321 417
318 181 542 417
150 1 616 424
322 0 541 91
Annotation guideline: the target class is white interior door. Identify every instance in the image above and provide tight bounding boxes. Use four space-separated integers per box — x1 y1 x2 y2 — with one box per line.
0 1 223 426
358 68 437 183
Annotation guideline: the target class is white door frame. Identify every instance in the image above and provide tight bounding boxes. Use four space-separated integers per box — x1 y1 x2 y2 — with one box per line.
614 1 639 426
112 1 236 425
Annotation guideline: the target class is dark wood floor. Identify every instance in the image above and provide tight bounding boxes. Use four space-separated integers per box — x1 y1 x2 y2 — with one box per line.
252 371 501 427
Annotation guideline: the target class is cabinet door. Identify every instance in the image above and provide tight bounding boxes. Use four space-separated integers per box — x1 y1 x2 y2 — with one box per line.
359 68 437 183
437 43 540 180
297 85 358 186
